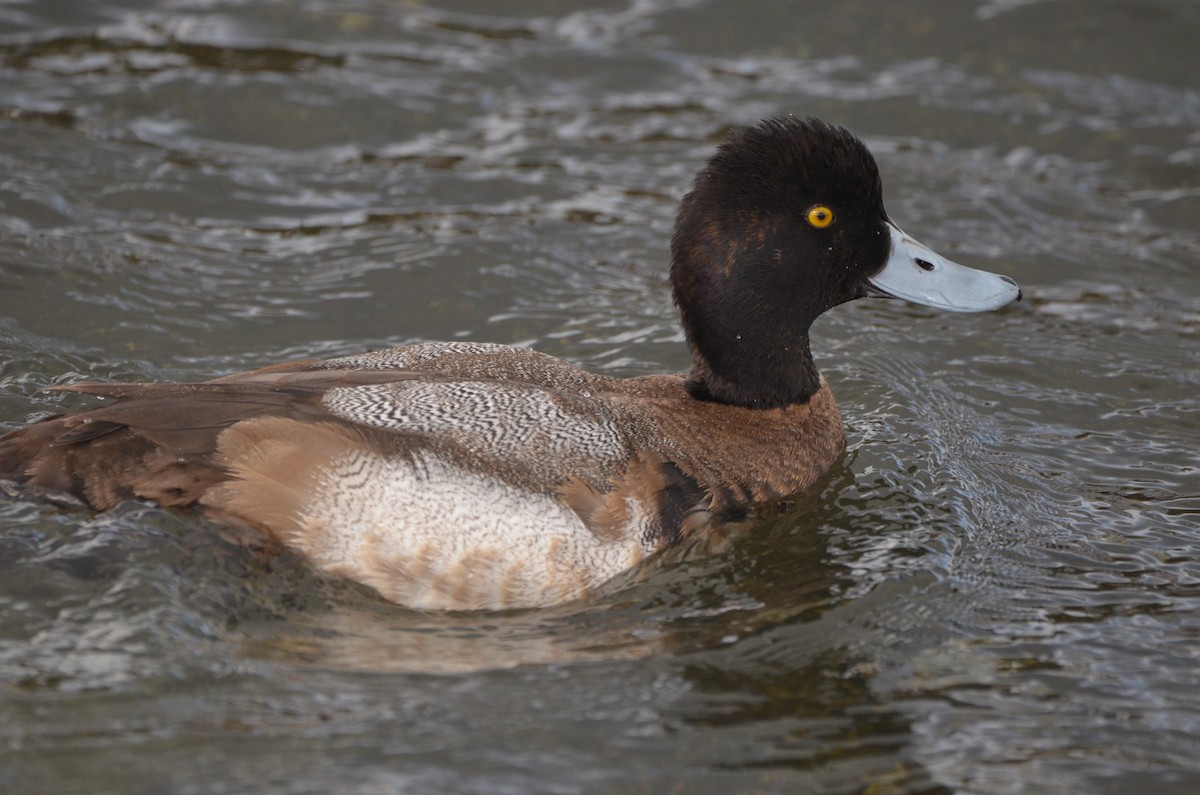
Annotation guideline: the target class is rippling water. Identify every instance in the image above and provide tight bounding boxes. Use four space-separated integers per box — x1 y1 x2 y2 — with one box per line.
2 1 1198 792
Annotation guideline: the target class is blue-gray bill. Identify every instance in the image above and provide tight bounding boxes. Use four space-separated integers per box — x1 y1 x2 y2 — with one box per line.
867 223 1021 312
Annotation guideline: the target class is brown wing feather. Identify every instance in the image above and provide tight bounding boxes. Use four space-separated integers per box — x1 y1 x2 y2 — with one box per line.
0 368 424 510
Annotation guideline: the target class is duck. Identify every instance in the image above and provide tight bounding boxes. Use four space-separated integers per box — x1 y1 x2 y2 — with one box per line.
0 117 1021 611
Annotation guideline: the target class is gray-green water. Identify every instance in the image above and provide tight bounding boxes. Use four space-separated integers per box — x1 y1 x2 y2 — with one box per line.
2 1 1198 792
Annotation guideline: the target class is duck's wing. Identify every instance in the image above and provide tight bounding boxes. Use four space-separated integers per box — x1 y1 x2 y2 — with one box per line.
0 369 422 509
0 342 600 505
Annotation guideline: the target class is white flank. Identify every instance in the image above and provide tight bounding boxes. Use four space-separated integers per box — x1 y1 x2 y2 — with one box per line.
288 449 648 610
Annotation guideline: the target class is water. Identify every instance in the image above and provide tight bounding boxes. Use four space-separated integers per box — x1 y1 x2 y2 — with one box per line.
1 0 1198 792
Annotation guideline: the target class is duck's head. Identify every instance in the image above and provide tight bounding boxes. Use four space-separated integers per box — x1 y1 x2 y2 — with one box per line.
670 116 1020 409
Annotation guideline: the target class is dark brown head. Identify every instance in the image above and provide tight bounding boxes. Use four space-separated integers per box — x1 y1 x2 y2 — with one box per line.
670 117 1020 409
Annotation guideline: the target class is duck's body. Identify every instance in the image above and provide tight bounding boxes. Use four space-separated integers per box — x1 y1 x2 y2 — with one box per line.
1 342 842 609
0 118 1020 610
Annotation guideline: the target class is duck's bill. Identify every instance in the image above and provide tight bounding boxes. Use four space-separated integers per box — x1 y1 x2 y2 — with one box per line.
866 223 1021 312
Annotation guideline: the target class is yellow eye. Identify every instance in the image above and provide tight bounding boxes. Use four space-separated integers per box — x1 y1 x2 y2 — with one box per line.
807 206 834 228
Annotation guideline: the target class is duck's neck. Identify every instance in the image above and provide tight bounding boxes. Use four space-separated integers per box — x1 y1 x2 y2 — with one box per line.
684 332 821 409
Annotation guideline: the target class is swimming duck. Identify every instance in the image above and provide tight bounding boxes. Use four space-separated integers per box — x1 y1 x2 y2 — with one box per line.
0 117 1020 610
